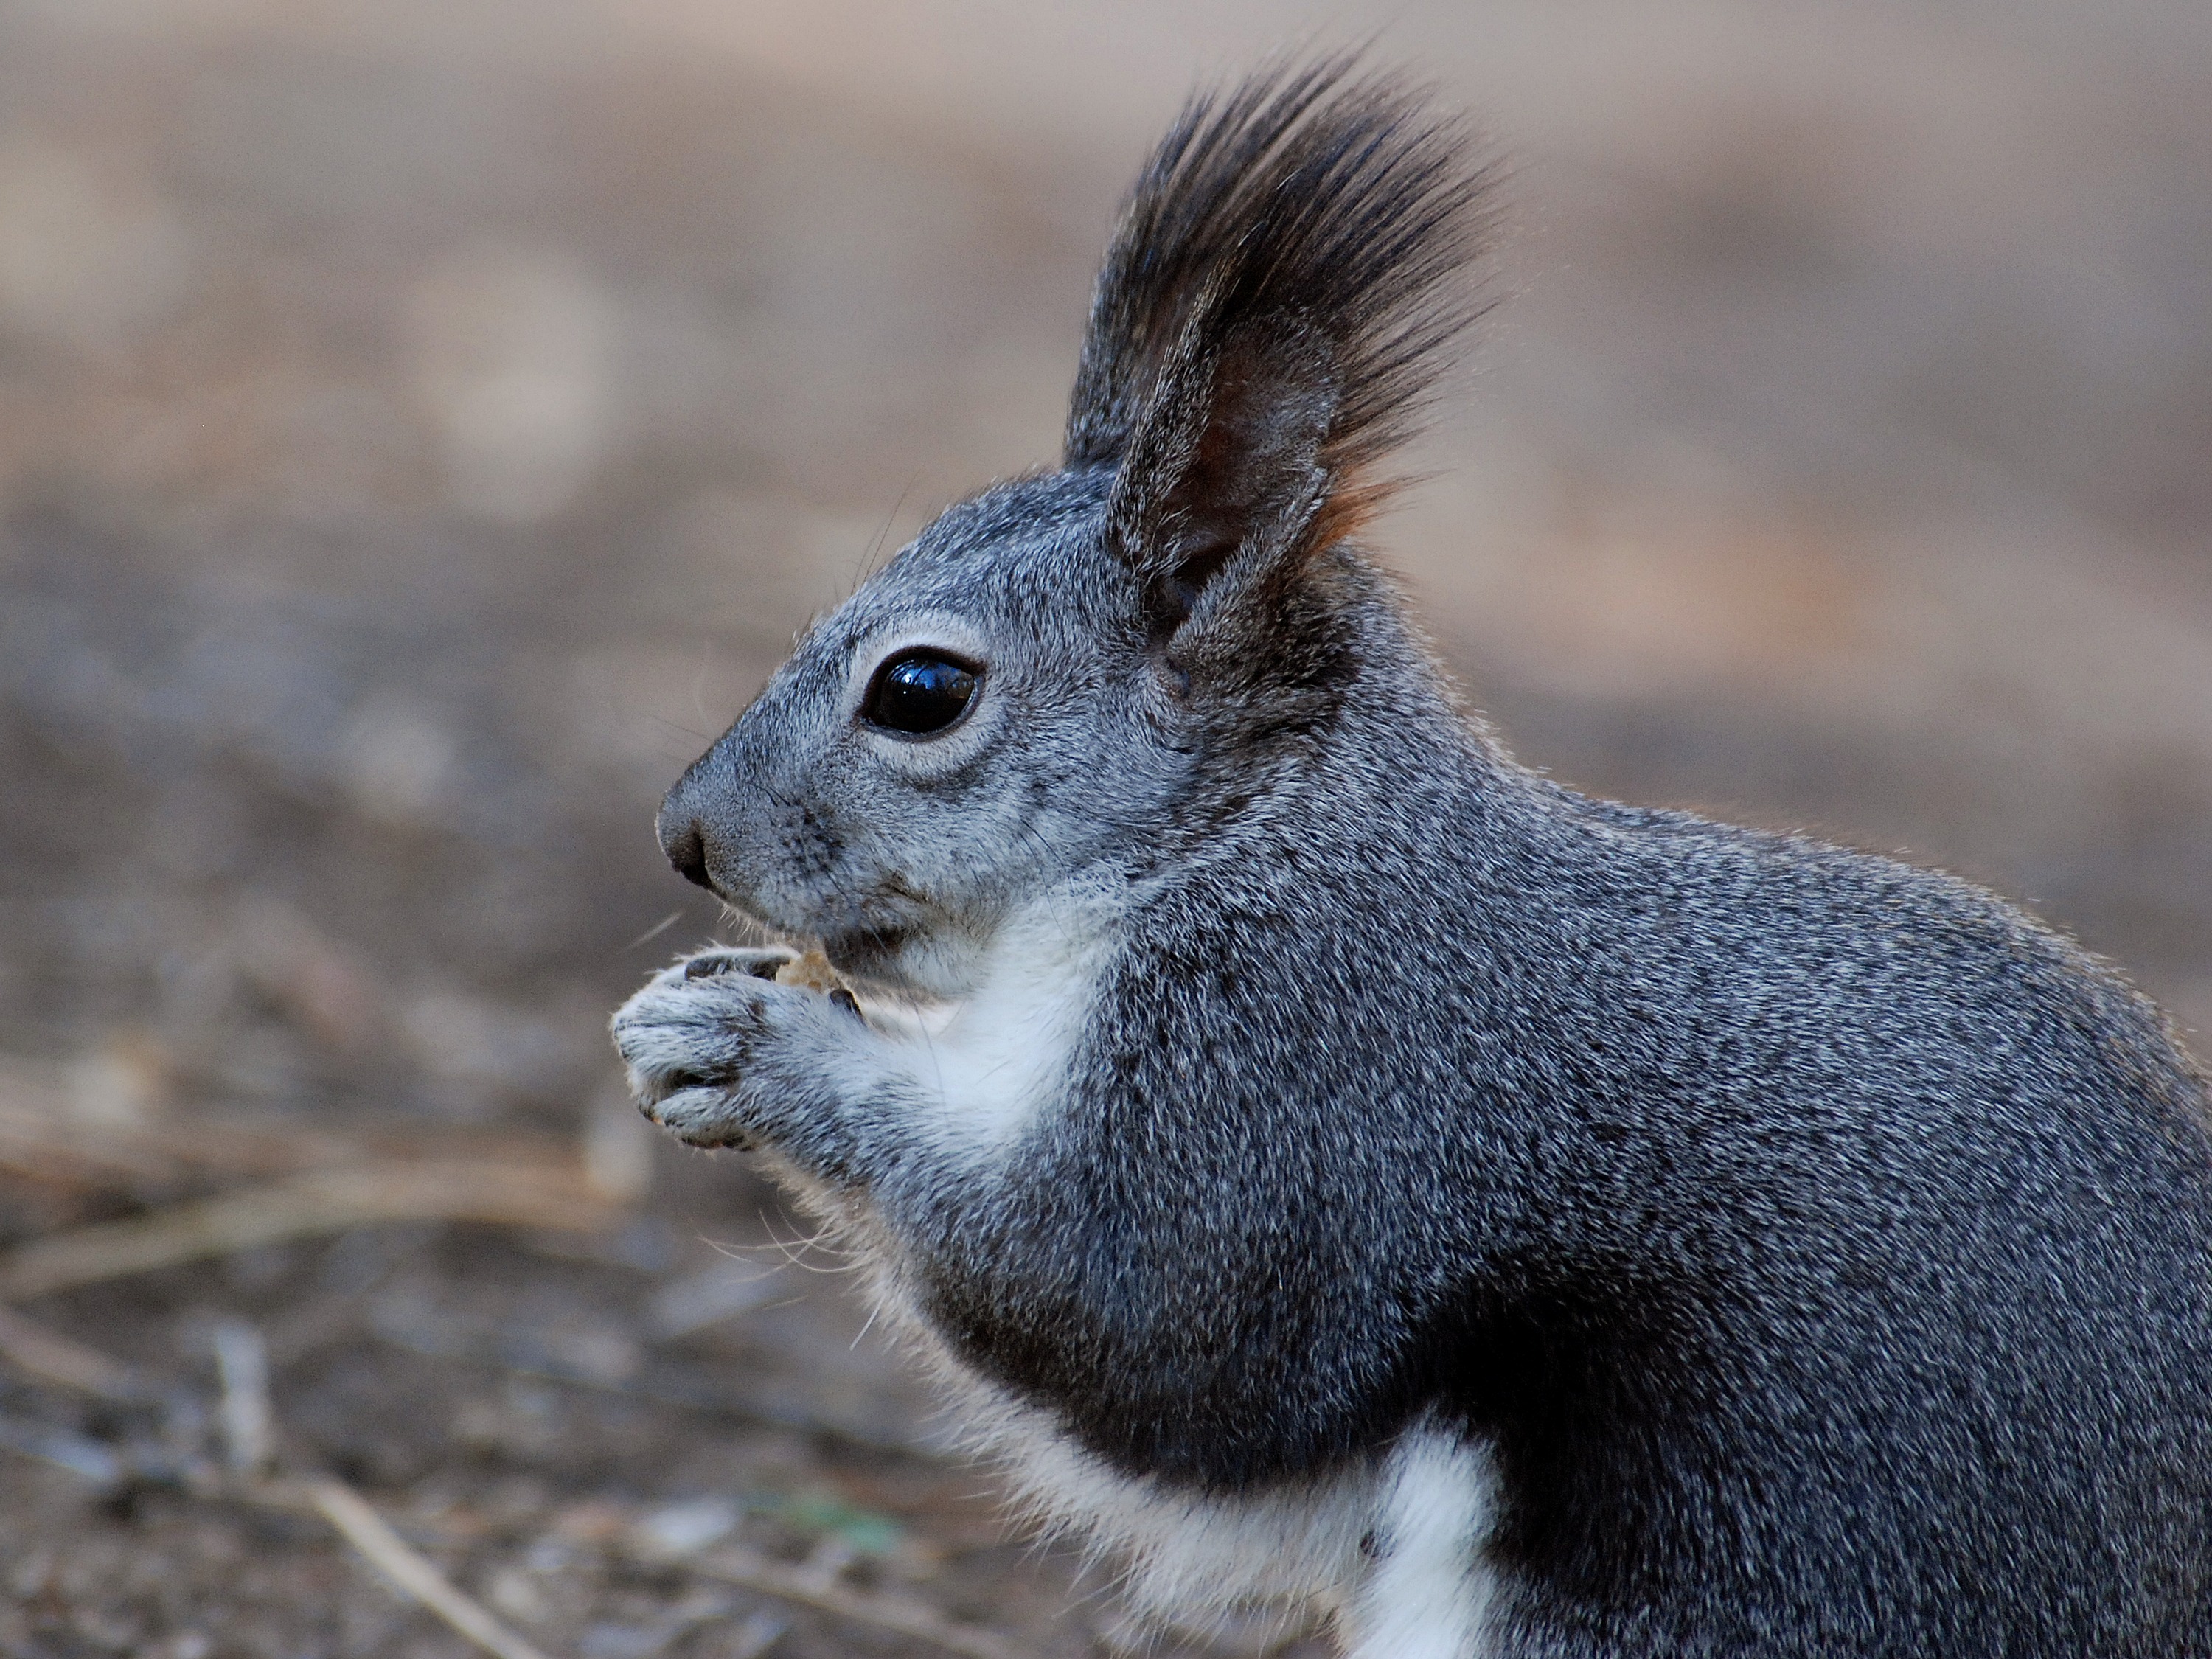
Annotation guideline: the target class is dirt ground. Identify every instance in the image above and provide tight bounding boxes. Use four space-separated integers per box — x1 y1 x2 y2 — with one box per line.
1 2 2208 1655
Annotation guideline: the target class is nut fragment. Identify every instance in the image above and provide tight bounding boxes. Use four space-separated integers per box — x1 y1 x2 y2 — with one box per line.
773 947 845 995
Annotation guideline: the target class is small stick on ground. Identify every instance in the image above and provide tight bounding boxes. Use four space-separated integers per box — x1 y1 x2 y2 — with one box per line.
0 1304 144 1401
678 1541 1029 1659
293 1474 563 1659
212 1318 273 1475
0 1411 125 1486
0 1161 626 1301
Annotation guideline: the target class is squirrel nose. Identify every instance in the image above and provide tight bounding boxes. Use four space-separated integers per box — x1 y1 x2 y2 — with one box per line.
659 815 713 890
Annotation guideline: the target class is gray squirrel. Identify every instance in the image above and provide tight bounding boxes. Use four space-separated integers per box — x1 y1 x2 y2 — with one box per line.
613 58 2212 1658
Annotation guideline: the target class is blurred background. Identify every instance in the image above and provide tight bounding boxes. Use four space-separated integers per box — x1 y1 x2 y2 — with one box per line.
1 1 2206 1655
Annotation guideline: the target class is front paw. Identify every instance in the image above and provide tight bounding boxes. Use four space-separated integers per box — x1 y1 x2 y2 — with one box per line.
611 950 798 1147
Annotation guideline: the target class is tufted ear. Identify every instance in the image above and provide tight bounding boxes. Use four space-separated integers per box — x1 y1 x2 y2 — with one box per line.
1106 318 1338 639
1065 56 1500 646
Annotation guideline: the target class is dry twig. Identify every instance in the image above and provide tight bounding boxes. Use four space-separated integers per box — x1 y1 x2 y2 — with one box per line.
0 1062 339 1189
678 1541 1029 1659
288 1474 563 1659
0 1304 143 1400
212 1318 274 1475
0 1411 128 1486
0 1161 625 1301
0 1061 607 1193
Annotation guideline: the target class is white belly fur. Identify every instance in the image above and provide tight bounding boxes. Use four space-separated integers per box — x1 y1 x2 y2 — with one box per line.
860 1265 1501 1657
939 1345 1500 1653
1343 1427 1502 1658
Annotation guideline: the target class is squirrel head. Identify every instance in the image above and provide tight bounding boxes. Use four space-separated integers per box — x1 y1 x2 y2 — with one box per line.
658 57 1501 995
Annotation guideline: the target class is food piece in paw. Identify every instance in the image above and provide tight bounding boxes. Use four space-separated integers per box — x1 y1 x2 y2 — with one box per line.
773 946 845 995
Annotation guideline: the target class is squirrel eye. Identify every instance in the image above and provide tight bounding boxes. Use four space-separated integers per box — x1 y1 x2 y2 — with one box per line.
862 653 979 736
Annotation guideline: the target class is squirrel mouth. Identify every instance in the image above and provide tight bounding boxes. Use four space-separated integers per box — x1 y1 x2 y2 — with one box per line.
820 924 916 980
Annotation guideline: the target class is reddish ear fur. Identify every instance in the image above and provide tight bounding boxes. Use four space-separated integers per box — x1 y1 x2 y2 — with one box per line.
1107 323 1336 635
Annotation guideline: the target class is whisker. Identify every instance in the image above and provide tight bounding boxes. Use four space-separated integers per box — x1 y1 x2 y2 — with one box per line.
621 910 685 953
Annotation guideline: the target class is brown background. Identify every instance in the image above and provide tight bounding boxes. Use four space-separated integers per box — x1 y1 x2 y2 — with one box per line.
1 2 2208 1655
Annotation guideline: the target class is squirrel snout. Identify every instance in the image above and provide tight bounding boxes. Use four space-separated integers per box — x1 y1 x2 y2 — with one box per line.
656 807 713 891
658 762 724 891
663 820 711 889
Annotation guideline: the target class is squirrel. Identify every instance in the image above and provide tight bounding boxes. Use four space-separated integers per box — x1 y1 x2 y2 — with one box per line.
614 56 2212 1658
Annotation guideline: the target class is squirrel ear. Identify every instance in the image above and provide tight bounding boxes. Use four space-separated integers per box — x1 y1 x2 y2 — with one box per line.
1106 318 1339 637
1065 60 1498 641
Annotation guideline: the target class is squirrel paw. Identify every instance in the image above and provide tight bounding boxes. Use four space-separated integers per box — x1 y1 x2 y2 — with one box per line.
611 949 821 1148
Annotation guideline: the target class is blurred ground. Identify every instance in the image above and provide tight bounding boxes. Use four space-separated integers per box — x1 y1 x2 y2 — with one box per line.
0 1 2207 1655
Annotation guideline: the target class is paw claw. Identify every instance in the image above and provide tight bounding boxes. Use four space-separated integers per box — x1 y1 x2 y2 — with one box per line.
676 947 793 984
654 1085 755 1149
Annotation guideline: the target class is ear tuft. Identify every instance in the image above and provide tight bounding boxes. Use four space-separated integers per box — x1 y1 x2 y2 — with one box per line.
1067 54 1503 578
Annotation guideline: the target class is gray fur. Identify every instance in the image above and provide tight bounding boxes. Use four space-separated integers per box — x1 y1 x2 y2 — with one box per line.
615 58 2212 1657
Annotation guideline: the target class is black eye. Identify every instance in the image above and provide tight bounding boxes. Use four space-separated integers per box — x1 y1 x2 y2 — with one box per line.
862 653 979 736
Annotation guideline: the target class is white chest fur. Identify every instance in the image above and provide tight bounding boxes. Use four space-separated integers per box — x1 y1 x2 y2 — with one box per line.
870 896 1111 1158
